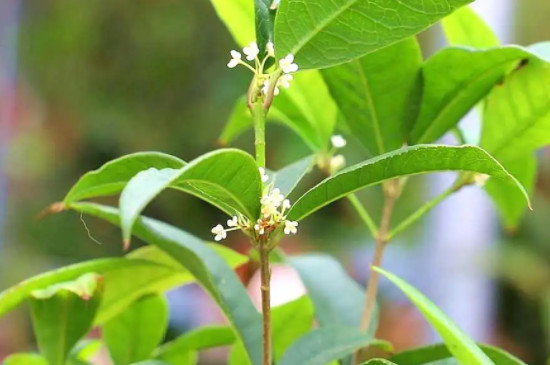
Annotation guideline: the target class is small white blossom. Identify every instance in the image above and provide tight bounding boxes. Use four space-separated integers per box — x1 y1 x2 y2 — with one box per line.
282 199 291 210
266 41 275 57
270 0 280 10
227 50 242 68
279 54 299 73
284 221 298 235
330 154 346 172
331 135 347 148
243 42 259 61
254 220 265 235
277 74 293 89
211 224 227 241
259 167 269 183
227 216 239 227
474 173 490 186
269 188 285 207
262 79 280 96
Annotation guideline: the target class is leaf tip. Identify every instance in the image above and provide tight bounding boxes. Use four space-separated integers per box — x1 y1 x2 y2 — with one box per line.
36 202 66 220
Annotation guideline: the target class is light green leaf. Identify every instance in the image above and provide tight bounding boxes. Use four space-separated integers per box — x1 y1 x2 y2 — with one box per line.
104 294 168 365
376 267 494 365
390 343 526 365
272 296 314 361
268 155 314 196
322 37 422 155
69 340 102 361
2 354 48 365
0 244 247 325
288 145 529 222
208 0 254 47
70 202 263 365
274 0 473 70
481 55 550 162
441 6 499 48
361 360 398 365
30 273 103 365
131 361 171 365
278 327 375 365
410 45 550 144
154 326 236 365
485 155 537 230
64 152 184 204
119 149 261 243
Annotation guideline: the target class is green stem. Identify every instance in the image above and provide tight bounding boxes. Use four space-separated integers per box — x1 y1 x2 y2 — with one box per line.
252 102 267 168
347 194 378 238
387 182 461 240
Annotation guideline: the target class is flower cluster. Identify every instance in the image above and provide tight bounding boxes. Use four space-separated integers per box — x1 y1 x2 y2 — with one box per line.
227 41 299 97
211 168 298 242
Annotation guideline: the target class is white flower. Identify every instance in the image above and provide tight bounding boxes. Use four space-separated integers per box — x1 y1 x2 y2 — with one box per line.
331 135 347 148
282 199 291 210
277 74 293 89
270 0 280 10
284 220 298 235
262 79 280 96
254 220 265 235
227 50 242 68
474 173 490 186
266 41 275 57
330 154 346 172
243 42 259 61
211 224 227 241
279 54 299 73
259 167 269 183
227 216 238 227
269 188 285 207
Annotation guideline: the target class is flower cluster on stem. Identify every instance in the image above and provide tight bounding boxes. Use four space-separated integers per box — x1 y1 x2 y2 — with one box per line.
211 168 298 244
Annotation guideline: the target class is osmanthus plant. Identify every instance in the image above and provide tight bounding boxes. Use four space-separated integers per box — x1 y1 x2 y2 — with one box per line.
1 1 549 365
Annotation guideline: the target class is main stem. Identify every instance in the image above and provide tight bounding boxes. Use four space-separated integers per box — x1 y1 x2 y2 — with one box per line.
252 102 267 168
259 241 272 365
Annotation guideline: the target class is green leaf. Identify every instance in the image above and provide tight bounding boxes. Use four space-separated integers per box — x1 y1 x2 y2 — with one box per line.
68 340 102 365
410 45 550 144
322 38 422 155
2 354 48 365
274 0 473 70
272 296 314 361
361 360 398 365
70 202 263 365
278 327 375 365
375 267 494 365
481 55 550 162
390 343 527 365
255 0 275 59
30 273 103 365
0 244 247 324
209 0 254 47
441 6 499 48
131 361 171 365
154 326 236 365
268 155 314 196
104 294 169 365
119 149 261 243
288 145 529 221
64 152 185 204
485 155 537 230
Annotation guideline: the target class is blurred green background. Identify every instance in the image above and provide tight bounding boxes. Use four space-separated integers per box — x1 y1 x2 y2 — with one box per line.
1 0 550 364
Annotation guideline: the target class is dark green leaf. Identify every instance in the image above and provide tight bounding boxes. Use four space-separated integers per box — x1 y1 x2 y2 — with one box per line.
209 0 254 47
278 327 375 365
481 54 550 162
64 152 184 204
376 267 493 365
272 296 314 361
2 354 48 365
390 343 526 365
104 294 168 365
322 38 422 155
485 155 537 230
70 202 263 365
441 6 499 48
410 45 550 144
268 155 314 196
30 273 103 365
255 0 275 59
119 149 261 242
274 0 473 70
288 145 529 221
154 326 236 365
